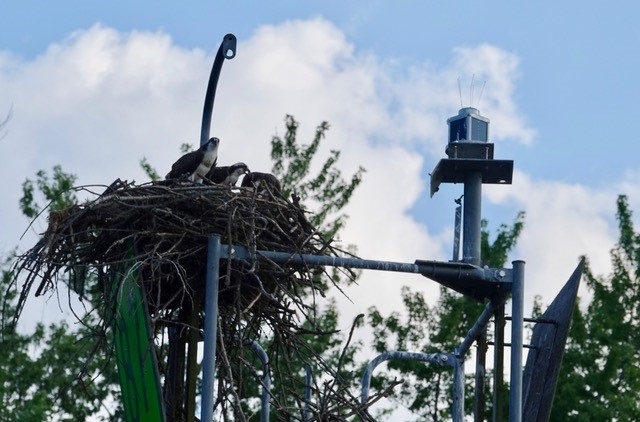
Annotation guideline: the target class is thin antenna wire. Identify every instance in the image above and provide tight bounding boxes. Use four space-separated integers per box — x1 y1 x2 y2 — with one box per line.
470 74 475 108
458 77 463 108
477 81 486 109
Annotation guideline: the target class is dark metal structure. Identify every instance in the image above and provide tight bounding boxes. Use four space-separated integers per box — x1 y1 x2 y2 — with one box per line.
522 259 584 421
157 34 582 421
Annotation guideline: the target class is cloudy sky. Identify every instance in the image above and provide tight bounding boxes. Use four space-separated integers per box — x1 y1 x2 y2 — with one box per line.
1 0 639 396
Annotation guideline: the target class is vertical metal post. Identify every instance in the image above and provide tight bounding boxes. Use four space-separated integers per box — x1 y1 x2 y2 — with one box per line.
242 340 271 422
452 353 465 422
453 197 462 261
462 171 482 265
509 260 525 422
493 304 505 422
201 234 221 422
474 330 487 421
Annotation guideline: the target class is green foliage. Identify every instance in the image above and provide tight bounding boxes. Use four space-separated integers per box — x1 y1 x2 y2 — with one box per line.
3 115 365 420
241 116 366 418
552 195 640 420
367 213 525 420
19 165 78 218
139 157 161 181
4 166 122 421
271 114 365 237
0 254 121 421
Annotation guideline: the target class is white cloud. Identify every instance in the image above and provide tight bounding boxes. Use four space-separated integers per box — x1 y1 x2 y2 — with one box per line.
485 170 619 311
1 18 598 345
453 44 536 144
4 17 639 421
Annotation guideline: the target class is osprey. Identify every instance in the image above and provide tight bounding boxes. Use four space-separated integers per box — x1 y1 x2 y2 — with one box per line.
241 171 282 194
165 137 220 183
206 162 250 186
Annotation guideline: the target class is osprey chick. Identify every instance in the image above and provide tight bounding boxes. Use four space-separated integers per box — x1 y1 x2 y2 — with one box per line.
241 171 282 194
207 162 250 186
165 137 220 183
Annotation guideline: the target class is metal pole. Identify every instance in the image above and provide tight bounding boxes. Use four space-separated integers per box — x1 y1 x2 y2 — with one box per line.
493 304 505 422
453 197 462 261
509 260 525 422
452 300 500 422
458 301 496 357
462 171 482 266
200 34 236 146
361 351 449 404
221 244 423 274
220 244 510 286
243 339 271 422
201 234 221 422
452 353 465 422
474 330 487 422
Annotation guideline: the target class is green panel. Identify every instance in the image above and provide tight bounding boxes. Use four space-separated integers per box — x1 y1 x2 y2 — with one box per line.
113 262 165 422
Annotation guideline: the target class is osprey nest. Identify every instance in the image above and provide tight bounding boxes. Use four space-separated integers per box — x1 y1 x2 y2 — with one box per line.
10 179 393 420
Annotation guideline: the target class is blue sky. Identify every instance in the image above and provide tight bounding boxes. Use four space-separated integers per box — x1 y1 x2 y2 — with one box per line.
4 2 638 184
2 1 638 418
4 2 638 188
2 1 637 305
3 2 637 305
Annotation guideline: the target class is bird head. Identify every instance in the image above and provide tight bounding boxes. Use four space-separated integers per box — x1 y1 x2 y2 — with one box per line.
203 137 220 152
230 162 250 174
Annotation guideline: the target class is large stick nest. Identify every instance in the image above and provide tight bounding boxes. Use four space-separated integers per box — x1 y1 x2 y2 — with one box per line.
9 179 391 420
15 179 344 316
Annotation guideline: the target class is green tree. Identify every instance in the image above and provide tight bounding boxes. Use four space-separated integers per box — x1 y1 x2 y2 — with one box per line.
552 195 640 420
2 167 122 421
271 114 365 238
5 115 366 420
368 212 525 420
209 116 367 419
19 164 77 218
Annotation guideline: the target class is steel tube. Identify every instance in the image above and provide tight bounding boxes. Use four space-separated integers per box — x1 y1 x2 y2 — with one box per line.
361 351 449 404
463 171 482 265
452 355 465 422
221 244 422 274
260 251 419 273
453 200 462 261
200 34 236 145
493 304 505 422
219 244 507 285
509 260 525 422
457 301 496 357
243 340 271 422
474 331 487 422
201 234 221 422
